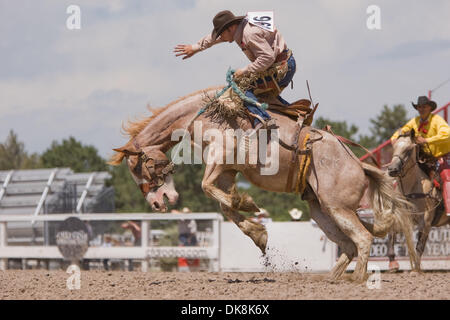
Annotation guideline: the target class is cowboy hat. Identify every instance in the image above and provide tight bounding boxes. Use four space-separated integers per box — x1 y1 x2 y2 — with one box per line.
289 208 303 220
211 10 245 40
254 208 269 217
412 96 437 111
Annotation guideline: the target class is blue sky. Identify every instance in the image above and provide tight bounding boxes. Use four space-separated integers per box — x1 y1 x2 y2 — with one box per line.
1 0 449 158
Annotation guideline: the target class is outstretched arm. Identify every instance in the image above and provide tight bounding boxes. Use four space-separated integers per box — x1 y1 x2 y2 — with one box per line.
174 44 196 60
174 33 225 60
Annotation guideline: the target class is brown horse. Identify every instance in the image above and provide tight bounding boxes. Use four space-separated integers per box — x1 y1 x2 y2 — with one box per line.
387 130 450 271
110 87 419 281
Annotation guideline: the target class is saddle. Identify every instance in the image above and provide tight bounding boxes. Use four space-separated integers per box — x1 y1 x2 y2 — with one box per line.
268 99 313 120
254 94 314 123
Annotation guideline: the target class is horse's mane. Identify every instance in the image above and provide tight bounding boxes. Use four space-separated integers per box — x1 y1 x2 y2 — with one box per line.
123 86 223 138
122 104 167 138
108 86 222 165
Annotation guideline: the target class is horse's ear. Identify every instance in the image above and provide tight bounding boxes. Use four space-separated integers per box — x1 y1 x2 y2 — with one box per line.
108 143 140 165
410 129 415 140
112 140 140 156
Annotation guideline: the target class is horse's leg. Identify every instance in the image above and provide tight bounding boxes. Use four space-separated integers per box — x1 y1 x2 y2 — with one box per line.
202 167 267 253
324 205 373 283
216 170 268 254
308 197 357 281
387 232 400 272
304 134 374 282
220 203 268 254
415 209 434 267
201 164 259 212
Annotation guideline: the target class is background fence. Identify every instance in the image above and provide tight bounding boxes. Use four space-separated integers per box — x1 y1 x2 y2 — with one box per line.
1 213 449 272
0 213 222 272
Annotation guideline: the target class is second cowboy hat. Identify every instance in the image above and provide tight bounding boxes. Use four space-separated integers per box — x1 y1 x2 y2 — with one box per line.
288 208 303 220
254 208 269 217
412 96 437 111
211 10 245 40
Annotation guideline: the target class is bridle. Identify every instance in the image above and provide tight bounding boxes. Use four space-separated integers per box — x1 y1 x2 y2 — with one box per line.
392 132 420 178
391 147 416 178
392 136 441 209
131 139 176 190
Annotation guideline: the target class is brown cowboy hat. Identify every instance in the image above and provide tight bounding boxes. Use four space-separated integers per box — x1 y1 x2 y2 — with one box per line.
412 96 437 111
211 10 245 40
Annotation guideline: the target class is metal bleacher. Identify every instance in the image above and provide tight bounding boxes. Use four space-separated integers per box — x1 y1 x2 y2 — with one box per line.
0 168 114 245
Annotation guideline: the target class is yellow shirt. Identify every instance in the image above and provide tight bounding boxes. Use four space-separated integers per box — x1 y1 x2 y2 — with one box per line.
390 114 450 158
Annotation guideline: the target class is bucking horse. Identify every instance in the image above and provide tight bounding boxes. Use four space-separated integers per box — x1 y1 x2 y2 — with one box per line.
109 85 419 282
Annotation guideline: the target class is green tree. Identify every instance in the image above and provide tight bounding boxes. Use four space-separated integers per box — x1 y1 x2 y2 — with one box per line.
0 130 41 170
358 134 378 150
41 137 107 172
313 116 370 157
171 164 220 213
314 117 359 140
368 104 408 144
40 137 146 212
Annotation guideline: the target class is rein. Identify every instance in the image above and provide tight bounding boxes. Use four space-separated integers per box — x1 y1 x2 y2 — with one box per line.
323 125 381 168
392 149 416 179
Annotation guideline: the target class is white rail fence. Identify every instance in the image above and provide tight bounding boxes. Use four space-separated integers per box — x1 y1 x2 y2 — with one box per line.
1 214 449 272
0 213 222 272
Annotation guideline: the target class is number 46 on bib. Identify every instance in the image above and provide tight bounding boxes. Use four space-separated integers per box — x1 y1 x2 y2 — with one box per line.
247 11 274 32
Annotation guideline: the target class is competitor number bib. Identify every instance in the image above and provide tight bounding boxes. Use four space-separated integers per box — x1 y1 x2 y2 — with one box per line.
247 11 274 32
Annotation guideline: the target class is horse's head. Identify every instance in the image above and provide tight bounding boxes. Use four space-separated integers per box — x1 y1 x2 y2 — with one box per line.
387 129 418 177
110 145 178 212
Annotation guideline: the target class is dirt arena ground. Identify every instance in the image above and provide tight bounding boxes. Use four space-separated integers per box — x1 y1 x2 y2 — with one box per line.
0 270 448 300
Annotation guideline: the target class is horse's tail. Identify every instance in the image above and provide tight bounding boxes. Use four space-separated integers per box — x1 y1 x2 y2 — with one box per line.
361 162 420 271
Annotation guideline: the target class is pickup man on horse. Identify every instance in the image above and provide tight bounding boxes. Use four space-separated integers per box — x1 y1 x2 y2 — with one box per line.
174 10 296 134
391 96 450 216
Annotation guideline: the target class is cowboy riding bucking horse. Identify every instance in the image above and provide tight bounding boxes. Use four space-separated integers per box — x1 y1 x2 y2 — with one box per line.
174 10 299 136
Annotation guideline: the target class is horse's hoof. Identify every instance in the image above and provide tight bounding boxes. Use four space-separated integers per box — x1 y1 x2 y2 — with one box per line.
350 273 366 283
325 274 340 283
257 231 268 255
388 261 400 273
256 230 268 256
409 270 422 276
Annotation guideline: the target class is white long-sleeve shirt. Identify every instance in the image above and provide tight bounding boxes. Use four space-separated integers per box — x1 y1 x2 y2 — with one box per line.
191 19 287 74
